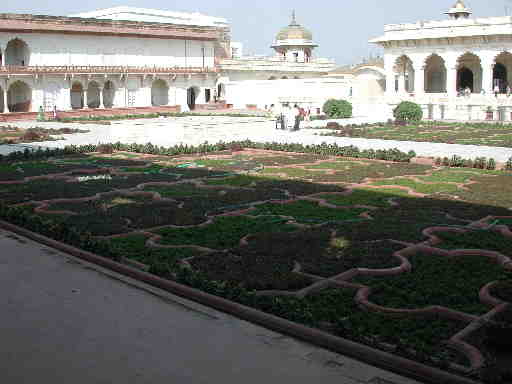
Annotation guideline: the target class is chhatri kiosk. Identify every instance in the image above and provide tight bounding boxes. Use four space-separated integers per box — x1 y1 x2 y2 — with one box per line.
371 0 512 120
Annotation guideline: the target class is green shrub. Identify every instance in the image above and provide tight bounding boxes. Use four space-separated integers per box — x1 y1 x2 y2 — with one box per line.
506 157 512 171
393 101 423 122
322 99 353 119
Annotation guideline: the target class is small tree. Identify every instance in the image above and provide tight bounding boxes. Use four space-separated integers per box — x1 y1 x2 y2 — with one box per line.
393 101 423 122
322 99 353 119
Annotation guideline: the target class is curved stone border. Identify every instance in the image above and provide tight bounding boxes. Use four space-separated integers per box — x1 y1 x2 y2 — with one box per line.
343 229 512 374
0 218 481 384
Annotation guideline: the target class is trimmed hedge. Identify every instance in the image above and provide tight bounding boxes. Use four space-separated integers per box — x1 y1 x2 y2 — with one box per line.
322 99 353 119
393 101 423 122
0 140 417 163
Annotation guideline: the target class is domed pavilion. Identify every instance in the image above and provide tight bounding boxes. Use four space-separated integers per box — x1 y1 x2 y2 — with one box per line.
271 11 318 63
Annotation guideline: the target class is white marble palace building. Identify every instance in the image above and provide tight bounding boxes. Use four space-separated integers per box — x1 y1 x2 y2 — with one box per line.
0 7 231 115
371 0 512 120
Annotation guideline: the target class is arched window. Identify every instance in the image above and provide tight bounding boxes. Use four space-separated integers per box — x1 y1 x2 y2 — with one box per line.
87 82 101 109
151 79 169 107
494 52 512 92
394 55 415 93
8 81 32 112
103 81 115 108
457 53 482 93
187 87 199 110
424 54 447 93
5 39 30 66
70 82 84 109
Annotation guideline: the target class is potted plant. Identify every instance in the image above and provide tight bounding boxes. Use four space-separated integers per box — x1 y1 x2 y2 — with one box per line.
486 106 494 120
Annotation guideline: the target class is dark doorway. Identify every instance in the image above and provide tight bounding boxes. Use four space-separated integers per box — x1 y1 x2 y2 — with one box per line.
493 63 507 92
187 87 197 110
457 67 474 92
205 89 211 103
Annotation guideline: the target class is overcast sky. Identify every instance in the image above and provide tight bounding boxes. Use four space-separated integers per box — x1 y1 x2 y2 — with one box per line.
1 1 510 64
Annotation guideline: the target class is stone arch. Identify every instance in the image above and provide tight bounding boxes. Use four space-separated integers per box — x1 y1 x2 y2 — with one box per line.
5 39 30 66
268 76 277 80
354 66 386 97
293 76 301 79
70 82 84 110
281 76 288 80
87 81 101 109
394 55 415 92
457 52 482 93
7 81 32 112
493 52 512 92
151 79 169 107
103 80 115 108
424 54 447 93
187 86 200 110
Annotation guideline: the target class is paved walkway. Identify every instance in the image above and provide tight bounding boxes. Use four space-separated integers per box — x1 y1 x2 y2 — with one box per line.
2 116 512 161
0 228 421 384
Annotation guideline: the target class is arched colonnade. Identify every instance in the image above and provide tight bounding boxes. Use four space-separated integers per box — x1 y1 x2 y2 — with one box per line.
388 51 512 96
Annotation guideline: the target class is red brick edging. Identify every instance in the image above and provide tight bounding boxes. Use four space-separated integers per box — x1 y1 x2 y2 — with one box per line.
0 219 481 384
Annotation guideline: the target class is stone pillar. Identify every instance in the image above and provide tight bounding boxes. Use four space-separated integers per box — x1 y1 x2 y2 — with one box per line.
446 64 458 97
2 85 8 113
63 80 72 111
481 60 494 95
397 73 406 94
384 55 397 97
385 74 395 96
98 87 104 109
123 77 128 108
414 65 425 97
83 88 88 109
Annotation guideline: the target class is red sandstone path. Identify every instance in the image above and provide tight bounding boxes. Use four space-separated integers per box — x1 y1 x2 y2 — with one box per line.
0 228 421 384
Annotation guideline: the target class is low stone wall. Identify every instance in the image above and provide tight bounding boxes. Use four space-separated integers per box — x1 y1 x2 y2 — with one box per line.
0 105 181 122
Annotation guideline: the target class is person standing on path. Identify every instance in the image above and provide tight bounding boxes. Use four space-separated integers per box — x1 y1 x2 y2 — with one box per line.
294 104 302 131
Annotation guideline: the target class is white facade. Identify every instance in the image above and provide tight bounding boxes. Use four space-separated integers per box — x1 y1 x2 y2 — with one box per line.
0 7 224 114
224 78 352 111
371 1 512 120
0 33 215 68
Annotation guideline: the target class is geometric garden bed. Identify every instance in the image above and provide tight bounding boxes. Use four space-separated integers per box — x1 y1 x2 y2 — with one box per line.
0 144 511 384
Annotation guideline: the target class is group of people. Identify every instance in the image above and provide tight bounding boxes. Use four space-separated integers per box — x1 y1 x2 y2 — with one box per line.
494 84 512 98
457 85 512 98
267 103 310 131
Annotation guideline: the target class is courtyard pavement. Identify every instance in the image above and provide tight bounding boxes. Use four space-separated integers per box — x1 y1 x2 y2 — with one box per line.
0 228 421 384
2 116 512 161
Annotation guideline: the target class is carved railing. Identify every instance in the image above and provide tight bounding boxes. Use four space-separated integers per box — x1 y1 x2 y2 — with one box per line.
0 65 218 75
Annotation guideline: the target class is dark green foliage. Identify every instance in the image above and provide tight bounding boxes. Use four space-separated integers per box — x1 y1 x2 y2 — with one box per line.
353 251 505 315
433 229 511 258
322 99 353 119
155 216 297 250
393 101 423 122
506 157 512 171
